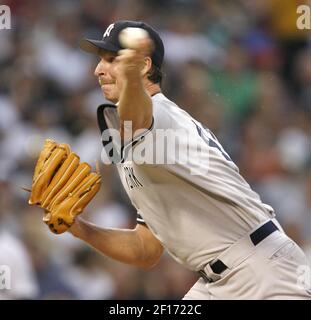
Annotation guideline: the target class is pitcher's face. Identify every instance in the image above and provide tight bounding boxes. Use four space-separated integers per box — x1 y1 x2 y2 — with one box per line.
94 51 120 103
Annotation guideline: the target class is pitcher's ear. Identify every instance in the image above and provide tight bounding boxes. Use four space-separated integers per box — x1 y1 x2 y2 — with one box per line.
141 56 152 77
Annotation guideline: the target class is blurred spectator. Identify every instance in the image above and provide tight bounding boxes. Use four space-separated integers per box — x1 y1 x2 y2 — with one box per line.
64 247 116 299
295 48 311 110
265 0 310 92
160 10 225 68
0 182 39 299
209 41 258 124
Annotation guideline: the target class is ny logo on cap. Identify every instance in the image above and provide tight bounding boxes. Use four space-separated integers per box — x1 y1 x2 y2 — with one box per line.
0 5 11 30
103 23 115 38
0 265 11 290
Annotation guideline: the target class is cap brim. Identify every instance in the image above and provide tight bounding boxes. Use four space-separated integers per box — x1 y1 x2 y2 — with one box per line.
79 38 121 54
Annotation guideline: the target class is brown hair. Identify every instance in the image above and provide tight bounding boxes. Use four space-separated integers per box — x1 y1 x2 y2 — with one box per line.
147 64 163 85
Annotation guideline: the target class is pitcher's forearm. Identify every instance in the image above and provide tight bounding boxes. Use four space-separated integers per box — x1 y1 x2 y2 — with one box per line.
117 79 153 145
118 76 152 127
69 218 147 267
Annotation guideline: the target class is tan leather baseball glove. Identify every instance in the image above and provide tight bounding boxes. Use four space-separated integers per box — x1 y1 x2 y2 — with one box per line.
28 139 101 234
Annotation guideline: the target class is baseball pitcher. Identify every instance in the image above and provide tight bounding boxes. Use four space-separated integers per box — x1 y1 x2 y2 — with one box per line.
28 20 311 299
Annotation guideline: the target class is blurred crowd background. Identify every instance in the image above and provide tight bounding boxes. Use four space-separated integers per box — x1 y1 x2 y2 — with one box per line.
0 0 311 299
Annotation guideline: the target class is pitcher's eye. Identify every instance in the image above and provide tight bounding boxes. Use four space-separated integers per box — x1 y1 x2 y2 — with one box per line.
107 56 116 63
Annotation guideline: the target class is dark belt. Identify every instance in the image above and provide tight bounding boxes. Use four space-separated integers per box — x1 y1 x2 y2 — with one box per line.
201 220 279 279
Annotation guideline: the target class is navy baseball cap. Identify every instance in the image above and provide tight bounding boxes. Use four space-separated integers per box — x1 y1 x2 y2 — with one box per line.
79 20 164 69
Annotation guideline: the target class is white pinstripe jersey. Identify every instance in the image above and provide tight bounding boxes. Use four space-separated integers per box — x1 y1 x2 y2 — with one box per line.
98 93 275 271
